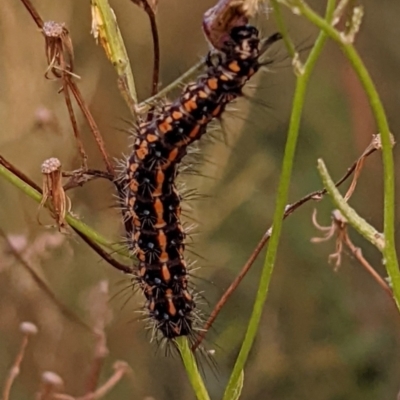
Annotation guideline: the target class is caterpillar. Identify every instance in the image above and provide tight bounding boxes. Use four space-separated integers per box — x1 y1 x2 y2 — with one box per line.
121 24 280 344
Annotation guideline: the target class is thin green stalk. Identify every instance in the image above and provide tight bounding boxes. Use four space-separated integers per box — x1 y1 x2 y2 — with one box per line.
223 2 336 398
291 0 400 309
91 0 138 116
270 0 296 58
0 164 127 257
176 338 210 400
317 159 385 251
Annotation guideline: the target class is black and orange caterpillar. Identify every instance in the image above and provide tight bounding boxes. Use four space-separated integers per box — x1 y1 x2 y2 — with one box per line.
121 25 280 344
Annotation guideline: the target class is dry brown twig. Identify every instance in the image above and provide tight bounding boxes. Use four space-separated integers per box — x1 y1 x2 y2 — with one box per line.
62 169 114 191
129 0 160 96
0 228 94 334
36 372 65 400
48 362 130 400
84 281 111 393
19 0 114 175
2 322 38 400
311 209 394 302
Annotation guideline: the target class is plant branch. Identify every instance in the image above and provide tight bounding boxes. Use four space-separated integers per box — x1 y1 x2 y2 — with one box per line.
175 338 210 400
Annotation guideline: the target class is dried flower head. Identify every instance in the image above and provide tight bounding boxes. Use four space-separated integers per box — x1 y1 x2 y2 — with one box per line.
42 21 75 79
311 209 348 270
39 158 70 230
41 371 64 387
19 322 38 336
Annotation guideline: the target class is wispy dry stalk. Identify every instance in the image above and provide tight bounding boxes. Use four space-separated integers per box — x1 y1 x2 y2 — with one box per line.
0 228 94 334
344 134 393 201
84 281 111 393
129 0 160 96
19 0 44 28
192 136 380 350
62 169 114 191
312 209 394 303
67 81 114 174
73 229 133 273
311 209 347 269
0 155 42 192
37 371 65 400
2 322 38 400
52 362 130 400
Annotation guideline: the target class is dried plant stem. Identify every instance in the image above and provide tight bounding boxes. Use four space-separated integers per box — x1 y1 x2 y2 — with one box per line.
53 362 129 400
0 155 41 192
130 0 160 96
343 234 394 302
62 77 88 169
84 281 110 393
67 80 114 174
19 0 43 28
2 334 30 400
0 229 94 333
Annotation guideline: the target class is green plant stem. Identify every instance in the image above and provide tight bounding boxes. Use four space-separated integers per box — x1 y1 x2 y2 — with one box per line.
291 0 400 309
222 1 336 399
270 0 296 58
91 0 138 115
0 164 127 257
317 159 385 251
176 338 210 400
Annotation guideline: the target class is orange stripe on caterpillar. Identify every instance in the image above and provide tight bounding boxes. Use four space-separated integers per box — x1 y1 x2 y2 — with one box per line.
120 25 281 343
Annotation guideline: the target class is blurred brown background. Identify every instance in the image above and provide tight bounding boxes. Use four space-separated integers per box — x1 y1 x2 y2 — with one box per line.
1 1 400 399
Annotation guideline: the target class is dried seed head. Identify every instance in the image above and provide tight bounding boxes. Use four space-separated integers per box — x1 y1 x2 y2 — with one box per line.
41 371 64 387
40 158 70 230
43 20 74 79
20 321 38 335
41 158 61 174
113 360 129 371
42 21 66 37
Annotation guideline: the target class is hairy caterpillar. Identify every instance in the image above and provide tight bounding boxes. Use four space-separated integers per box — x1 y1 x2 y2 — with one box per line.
121 25 280 344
